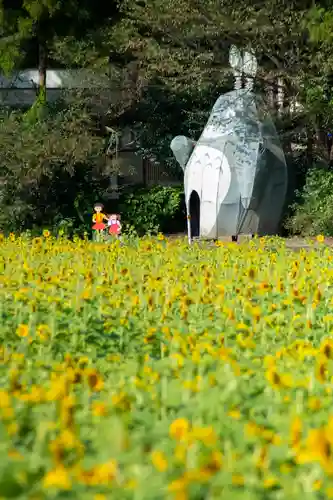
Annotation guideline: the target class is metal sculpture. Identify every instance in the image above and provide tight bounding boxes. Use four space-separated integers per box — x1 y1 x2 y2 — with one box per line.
170 46 288 241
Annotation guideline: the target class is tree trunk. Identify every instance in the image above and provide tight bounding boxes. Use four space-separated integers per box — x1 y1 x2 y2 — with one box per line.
283 82 292 154
306 127 313 166
38 40 47 104
277 77 284 116
142 158 148 186
315 124 328 163
265 73 275 112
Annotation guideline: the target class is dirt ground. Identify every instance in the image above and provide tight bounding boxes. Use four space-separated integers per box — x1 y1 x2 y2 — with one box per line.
165 233 333 250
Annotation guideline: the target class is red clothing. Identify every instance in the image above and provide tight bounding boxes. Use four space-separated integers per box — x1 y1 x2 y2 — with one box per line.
92 212 106 230
109 220 121 235
93 222 105 230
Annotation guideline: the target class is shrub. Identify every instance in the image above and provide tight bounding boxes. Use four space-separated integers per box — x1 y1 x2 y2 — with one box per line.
0 105 107 234
118 185 185 235
285 165 333 236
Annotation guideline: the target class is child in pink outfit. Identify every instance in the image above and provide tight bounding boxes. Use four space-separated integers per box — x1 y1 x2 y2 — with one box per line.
108 214 121 238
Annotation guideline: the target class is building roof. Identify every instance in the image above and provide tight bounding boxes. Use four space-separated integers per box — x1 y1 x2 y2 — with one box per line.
0 69 114 89
0 69 119 107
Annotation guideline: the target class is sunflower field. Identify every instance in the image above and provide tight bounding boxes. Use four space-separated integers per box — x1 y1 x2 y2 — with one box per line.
0 234 333 499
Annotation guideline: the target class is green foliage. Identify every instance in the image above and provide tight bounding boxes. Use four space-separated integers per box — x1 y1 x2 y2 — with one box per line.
118 185 185 235
2 0 333 236
305 5 333 47
0 104 108 233
0 0 120 109
285 165 333 236
108 0 333 169
115 0 305 84
116 79 231 170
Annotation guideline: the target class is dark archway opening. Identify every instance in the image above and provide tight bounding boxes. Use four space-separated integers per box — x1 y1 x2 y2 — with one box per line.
189 190 200 238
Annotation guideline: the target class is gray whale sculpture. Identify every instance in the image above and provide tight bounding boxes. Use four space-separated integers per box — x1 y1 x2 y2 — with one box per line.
170 88 288 239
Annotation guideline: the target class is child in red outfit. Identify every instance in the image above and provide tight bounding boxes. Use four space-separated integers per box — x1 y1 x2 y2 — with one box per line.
92 203 108 230
107 214 121 238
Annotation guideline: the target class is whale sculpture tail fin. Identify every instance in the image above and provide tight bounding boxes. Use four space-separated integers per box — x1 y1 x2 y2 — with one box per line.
170 135 196 170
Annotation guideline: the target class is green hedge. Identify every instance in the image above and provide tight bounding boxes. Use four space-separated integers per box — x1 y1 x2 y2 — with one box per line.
14 184 186 238
118 185 186 235
285 165 333 236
